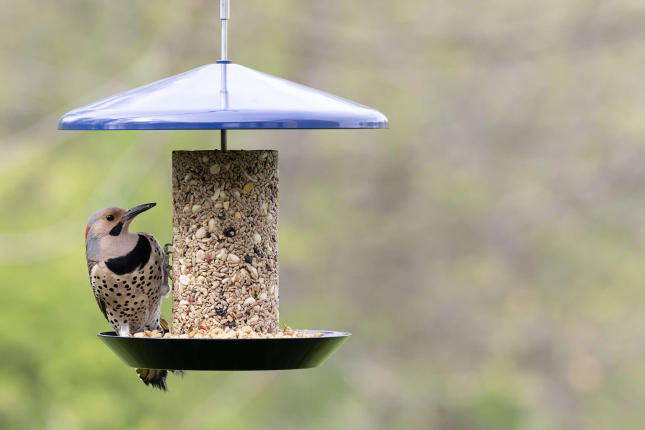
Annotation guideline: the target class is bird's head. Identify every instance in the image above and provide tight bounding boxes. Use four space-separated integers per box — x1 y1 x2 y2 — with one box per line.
85 203 156 243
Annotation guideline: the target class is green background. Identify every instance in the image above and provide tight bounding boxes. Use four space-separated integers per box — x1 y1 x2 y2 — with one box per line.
3 0 645 428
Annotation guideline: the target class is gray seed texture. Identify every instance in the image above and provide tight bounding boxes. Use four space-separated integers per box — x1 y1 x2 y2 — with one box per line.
171 150 279 334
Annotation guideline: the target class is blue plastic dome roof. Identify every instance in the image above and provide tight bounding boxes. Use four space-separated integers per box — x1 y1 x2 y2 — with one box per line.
58 63 388 130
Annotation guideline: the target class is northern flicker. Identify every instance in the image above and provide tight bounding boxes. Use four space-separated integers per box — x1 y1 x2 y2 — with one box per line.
85 203 172 390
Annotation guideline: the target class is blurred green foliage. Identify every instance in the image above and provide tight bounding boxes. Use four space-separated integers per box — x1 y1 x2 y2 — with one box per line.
3 0 645 429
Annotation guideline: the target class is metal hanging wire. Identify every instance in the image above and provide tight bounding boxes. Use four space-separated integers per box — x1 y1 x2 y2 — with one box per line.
220 0 229 62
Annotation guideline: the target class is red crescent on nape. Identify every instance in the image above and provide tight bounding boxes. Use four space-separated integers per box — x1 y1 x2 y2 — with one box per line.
85 226 90 241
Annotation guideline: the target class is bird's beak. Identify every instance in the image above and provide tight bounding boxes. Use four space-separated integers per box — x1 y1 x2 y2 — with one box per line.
123 203 156 221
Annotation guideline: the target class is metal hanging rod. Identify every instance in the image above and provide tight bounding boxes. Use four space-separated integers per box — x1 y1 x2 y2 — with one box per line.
220 0 229 151
220 0 229 62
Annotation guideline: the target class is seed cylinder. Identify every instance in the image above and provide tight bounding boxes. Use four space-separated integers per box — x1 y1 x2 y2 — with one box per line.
171 150 279 334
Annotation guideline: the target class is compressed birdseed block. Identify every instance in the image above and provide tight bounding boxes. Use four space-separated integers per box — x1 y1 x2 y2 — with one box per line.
171 150 279 334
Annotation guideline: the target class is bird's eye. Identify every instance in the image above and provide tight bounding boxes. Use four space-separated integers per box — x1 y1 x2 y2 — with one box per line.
106 215 114 221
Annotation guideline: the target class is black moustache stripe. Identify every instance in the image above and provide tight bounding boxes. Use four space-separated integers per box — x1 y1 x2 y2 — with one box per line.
109 222 123 236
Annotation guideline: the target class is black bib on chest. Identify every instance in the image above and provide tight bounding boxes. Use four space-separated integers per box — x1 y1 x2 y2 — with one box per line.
105 235 152 275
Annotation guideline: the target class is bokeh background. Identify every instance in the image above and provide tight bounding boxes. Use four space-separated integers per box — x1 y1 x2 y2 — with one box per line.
2 0 645 428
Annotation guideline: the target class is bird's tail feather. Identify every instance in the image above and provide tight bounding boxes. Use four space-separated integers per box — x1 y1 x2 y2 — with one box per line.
136 368 168 391
134 318 179 391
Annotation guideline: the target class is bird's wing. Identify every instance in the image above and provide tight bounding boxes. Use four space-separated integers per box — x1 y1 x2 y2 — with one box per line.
86 258 97 277
94 294 109 322
88 260 109 322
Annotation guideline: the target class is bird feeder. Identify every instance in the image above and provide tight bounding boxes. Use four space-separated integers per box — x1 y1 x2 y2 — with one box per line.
59 1 388 371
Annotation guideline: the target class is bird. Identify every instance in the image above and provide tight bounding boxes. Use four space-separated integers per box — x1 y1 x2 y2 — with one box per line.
85 203 172 390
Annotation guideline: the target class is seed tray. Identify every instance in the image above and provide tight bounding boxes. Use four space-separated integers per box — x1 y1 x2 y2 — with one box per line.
98 330 350 371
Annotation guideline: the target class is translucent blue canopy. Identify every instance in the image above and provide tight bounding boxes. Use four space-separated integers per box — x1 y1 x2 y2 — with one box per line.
58 63 388 130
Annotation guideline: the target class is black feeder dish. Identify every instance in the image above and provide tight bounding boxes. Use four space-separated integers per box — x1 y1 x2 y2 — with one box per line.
60 0 388 371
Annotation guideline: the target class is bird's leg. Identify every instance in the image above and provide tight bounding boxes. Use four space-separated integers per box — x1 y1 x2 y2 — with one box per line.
160 243 173 333
163 243 173 276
